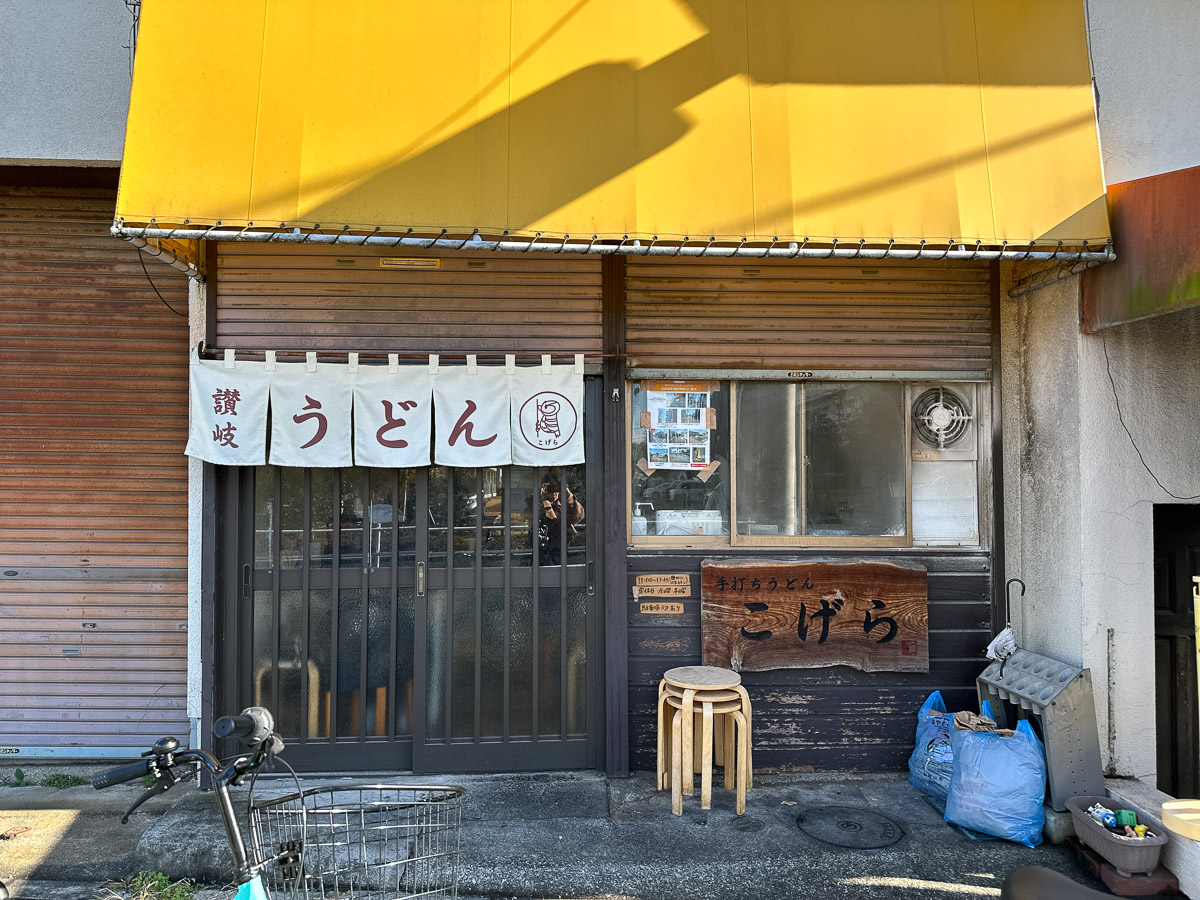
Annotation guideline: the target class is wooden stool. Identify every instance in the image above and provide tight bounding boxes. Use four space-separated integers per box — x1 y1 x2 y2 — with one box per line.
655 665 753 815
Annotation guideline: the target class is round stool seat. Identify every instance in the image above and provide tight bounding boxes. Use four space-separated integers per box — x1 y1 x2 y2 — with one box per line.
663 665 741 691
661 685 742 703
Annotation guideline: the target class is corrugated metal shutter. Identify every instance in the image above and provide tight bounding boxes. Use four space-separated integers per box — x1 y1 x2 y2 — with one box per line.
0 185 190 754
216 244 603 353
625 257 992 372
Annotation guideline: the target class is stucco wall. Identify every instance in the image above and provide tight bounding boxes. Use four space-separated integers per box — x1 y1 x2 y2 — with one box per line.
1088 0 1200 184
1004 269 1200 778
0 1 133 165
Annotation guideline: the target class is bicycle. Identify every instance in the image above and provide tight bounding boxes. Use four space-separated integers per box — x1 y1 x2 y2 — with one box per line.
79 707 464 900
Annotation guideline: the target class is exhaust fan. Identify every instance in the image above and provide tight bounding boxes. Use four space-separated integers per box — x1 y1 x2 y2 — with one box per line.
911 385 977 461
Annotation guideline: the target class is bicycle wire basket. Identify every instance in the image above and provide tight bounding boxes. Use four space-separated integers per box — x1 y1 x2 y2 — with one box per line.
249 784 465 900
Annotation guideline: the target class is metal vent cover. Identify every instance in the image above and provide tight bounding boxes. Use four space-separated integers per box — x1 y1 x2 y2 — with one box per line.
912 386 972 449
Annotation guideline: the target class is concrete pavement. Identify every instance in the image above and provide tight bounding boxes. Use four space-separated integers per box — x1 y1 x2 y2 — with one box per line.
1 771 1110 900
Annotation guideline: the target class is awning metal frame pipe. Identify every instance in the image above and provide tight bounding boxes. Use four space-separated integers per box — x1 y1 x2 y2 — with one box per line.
113 220 1115 264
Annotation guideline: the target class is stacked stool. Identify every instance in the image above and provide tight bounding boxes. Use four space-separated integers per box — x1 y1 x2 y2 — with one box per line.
656 665 753 815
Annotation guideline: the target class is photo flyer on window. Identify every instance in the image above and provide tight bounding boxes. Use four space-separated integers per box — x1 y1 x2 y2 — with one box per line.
644 380 713 470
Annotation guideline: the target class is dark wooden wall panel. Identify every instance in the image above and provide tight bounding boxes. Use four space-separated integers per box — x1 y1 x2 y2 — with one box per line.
216 244 602 354
627 550 990 773
0 185 190 751
625 257 992 372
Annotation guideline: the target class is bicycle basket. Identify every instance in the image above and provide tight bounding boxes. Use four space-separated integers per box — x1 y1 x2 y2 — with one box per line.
249 784 464 900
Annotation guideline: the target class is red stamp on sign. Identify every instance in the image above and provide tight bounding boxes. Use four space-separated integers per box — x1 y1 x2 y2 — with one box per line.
901 640 918 656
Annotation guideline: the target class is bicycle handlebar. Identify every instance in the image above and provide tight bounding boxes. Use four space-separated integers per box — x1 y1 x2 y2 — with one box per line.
92 758 153 789
214 706 274 745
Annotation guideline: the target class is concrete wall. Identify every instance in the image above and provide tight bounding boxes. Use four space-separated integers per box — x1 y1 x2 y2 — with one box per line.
1003 268 1200 778
1 1 133 165
1088 0 1200 183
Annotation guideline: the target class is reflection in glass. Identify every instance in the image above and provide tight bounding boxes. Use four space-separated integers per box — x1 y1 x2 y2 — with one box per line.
452 469 478 569
308 588 332 738
396 469 417 564
566 587 587 736
508 469 535 566
736 383 799 537
281 468 306 567
254 466 274 569
336 587 362 737
309 469 334 567
252 588 273 724
428 467 448 569
451 588 475 739
481 467 504 568
565 464 587 566
340 468 364 568
805 383 905 536
368 470 394 569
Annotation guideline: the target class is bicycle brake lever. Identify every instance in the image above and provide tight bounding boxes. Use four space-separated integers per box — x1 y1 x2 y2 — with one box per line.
120 771 176 824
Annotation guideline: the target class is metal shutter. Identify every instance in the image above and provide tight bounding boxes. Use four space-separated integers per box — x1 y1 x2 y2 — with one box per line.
0 185 190 755
625 257 992 373
215 244 602 354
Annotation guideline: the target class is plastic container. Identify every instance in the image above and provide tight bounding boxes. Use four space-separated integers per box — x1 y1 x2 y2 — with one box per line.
1066 795 1168 876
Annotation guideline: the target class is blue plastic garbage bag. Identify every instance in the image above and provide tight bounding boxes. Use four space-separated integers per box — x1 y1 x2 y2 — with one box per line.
944 718 1047 848
908 691 953 800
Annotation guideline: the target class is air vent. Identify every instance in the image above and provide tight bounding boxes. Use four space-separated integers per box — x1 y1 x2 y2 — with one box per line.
912 387 972 449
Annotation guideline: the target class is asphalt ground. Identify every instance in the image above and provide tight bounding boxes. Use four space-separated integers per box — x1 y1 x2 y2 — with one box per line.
0 771 1108 900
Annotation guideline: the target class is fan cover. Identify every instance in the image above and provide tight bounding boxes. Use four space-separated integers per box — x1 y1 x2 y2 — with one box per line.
912 387 972 449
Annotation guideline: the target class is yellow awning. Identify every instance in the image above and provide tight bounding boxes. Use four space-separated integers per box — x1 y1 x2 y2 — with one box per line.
118 0 1110 250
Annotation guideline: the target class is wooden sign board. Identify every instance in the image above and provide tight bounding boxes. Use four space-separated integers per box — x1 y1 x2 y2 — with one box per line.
701 559 929 673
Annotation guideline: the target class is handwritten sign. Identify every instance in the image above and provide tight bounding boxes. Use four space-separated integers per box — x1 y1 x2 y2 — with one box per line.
640 602 685 615
633 574 691 599
701 559 928 673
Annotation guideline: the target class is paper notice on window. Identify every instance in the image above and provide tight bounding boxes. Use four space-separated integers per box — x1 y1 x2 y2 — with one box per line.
644 381 711 470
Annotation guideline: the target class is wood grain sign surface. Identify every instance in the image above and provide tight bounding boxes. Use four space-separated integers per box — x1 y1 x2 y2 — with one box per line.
701 559 929 673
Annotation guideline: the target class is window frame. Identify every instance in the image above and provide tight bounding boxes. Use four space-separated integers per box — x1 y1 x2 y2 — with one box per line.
626 375 991 551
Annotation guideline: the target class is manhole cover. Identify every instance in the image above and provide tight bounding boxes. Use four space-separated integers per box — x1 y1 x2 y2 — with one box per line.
796 806 904 849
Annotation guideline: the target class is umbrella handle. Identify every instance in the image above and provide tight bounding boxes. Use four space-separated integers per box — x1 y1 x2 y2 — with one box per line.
1004 577 1026 625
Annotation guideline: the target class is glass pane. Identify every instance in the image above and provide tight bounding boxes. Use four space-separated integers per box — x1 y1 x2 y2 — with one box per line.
805 382 906 536
425 588 448 741
340 468 364 568
509 588 534 738
480 587 505 738
309 588 332 738
566 586 587 736
366 586 391 737
396 469 417 566
336 587 362 737
368 470 394 570
630 380 731 538
481 467 505 568
508 468 536 568
451 588 475 739
309 469 335 568
538 466 586 566
452 469 478 569
394 587 415 737
276 589 304 739
252 588 274 716
735 383 800 537
281 468 306 568
537 586 562 736
428 467 448 569
254 466 274 569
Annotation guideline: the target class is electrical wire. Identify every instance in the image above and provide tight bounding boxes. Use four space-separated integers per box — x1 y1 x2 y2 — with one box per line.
1101 331 1200 500
138 247 187 317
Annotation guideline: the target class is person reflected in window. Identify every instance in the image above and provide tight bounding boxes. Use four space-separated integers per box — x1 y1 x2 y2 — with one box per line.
538 472 584 565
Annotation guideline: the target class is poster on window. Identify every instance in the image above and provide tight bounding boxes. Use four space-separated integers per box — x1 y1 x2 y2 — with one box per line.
510 361 584 466
185 350 270 465
353 365 433 468
269 356 354 467
644 380 712 470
